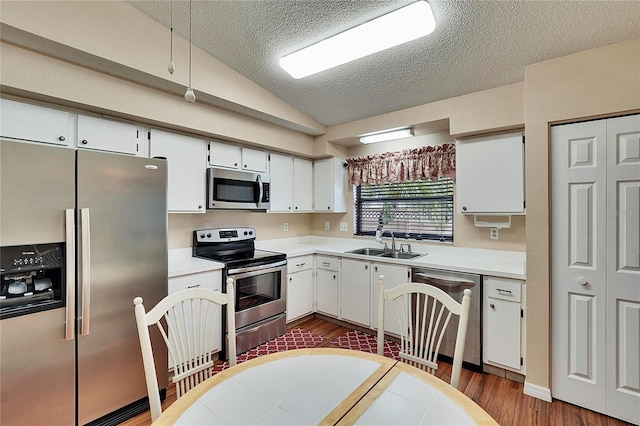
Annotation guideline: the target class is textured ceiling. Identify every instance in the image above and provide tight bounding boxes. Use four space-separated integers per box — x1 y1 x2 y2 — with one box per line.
128 0 640 127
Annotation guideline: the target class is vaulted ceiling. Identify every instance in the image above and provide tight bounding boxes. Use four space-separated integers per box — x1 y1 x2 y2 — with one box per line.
129 1 640 127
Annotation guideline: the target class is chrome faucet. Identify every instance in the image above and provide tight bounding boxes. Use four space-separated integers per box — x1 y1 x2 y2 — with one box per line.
380 230 396 251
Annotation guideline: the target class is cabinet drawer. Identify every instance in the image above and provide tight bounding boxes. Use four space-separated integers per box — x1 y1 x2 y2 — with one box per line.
316 256 339 271
485 276 522 302
288 255 313 273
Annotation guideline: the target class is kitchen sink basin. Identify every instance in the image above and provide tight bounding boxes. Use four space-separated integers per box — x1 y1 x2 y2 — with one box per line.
345 247 426 260
380 251 425 260
346 247 388 256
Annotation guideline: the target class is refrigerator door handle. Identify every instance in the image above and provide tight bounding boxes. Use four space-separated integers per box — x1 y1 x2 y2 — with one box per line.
65 209 76 341
80 208 91 336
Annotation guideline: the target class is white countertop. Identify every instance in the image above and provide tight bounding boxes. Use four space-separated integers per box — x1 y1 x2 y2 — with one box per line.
169 236 526 280
257 236 526 280
168 248 224 278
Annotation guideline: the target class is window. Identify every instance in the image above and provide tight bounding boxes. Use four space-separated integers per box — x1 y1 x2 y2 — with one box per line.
353 178 454 242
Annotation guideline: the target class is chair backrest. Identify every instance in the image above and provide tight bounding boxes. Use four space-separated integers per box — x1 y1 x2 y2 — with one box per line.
376 275 471 389
134 278 236 422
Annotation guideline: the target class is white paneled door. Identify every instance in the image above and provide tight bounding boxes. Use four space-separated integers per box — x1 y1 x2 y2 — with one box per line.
552 114 640 424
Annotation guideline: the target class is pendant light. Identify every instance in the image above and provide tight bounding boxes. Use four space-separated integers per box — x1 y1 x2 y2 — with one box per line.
184 0 196 103
167 1 175 74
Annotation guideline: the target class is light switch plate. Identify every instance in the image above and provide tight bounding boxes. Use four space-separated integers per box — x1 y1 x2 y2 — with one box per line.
340 222 348 232
284 223 289 231
324 221 330 231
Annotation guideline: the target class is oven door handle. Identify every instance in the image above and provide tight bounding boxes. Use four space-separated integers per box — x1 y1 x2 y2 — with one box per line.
227 259 287 275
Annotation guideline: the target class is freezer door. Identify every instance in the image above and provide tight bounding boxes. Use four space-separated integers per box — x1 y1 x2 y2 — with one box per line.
76 149 168 424
0 140 75 245
0 141 76 425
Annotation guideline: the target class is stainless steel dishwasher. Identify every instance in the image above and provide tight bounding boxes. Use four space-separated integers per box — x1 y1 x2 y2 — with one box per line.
410 267 482 368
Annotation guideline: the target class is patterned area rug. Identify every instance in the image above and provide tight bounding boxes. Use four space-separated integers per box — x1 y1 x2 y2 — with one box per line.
212 328 323 374
330 329 400 361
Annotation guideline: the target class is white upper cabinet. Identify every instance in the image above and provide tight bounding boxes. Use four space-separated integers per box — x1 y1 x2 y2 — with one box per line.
208 140 267 172
268 153 294 212
1 98 72 146
293 158 313 212
313 157 347 213
269 154 313 212
150 129 206 213
456 132 525 214
77 114 140 155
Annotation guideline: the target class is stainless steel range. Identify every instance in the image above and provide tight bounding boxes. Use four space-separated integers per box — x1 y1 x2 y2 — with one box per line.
193 227 287 359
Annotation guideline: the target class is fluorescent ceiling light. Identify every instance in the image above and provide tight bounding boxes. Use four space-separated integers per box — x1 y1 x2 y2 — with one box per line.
360 128 414 144
279 1 436 79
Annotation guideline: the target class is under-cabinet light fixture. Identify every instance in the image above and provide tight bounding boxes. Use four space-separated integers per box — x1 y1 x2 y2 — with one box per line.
279 1 436 79
360 127 414 144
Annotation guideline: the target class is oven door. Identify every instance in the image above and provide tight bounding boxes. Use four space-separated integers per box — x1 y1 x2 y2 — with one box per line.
207 168 270 210
226 261 286 329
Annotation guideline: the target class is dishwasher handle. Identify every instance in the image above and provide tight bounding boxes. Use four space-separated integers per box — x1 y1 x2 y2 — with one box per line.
413 271 476 288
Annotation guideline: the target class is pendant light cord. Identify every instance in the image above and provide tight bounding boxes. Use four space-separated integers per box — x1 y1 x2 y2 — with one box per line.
170 1 173 62
188 0 192 89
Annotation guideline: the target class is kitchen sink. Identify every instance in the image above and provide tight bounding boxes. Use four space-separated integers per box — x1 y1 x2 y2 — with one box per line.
380 251 425 260
346 247 388 256
345 247 426 260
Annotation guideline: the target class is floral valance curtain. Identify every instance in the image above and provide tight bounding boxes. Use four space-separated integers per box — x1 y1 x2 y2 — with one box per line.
346 143 456 186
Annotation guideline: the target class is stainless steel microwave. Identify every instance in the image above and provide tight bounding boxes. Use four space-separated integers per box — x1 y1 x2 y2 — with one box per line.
207 167 270 210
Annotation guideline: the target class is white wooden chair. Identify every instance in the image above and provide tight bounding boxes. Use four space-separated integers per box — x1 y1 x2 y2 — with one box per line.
134 278 237 422
376 274 471 389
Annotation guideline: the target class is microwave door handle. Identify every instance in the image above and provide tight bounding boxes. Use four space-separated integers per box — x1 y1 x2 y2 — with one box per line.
256 174 264 209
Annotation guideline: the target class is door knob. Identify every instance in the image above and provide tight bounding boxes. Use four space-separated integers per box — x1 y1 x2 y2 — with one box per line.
577 277 588 286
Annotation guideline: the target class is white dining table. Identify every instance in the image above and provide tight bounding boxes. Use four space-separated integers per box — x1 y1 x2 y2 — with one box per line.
154 348 497 425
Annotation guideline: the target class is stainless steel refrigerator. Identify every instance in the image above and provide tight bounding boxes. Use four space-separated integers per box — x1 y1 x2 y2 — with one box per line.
0 140 169 425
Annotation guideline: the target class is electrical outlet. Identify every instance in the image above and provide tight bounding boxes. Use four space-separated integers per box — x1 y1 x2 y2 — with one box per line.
490 227 499 240
324 221 330 231
283 223 289 231
340 222 348 232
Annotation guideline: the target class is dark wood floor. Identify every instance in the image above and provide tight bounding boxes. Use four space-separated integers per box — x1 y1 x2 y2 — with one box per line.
121 316 632 426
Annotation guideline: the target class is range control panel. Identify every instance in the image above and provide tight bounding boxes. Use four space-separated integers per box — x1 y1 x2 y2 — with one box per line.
195 227 255 243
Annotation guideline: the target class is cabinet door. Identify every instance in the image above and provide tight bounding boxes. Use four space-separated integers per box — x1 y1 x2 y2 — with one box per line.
208 140 241 169
340 259 371 326
269 153 294 212
293 158 313 211
313 157 347 212
0 98 71 146
241 147 267 172
77 115 139 155
456 132 524 214
286 269 314 322
316 268 339 317
167 270 222 369
150 129 206 213
370 263 410 335
485 297 521 370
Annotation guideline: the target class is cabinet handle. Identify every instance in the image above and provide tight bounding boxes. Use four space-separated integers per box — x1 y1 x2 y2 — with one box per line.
187 284 201 288
365 265 368 270
58 136 66 141
296 262 306 267
289 277 292 281
496 288 512 294
333 275 336 279
374 266 378 272
198 205 203 209
490 303 495 309
234 162 238 167
327 206 330 210
322 262 330 267
81 139 88 145
244 164 247 168
295 206 298 210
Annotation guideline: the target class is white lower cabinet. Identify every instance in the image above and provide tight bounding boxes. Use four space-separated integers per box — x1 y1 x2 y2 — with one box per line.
286 255 314 322
483 276 525 373
370 263 411 336
167 270 222 370
340 259 372 327
315 256 340 317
